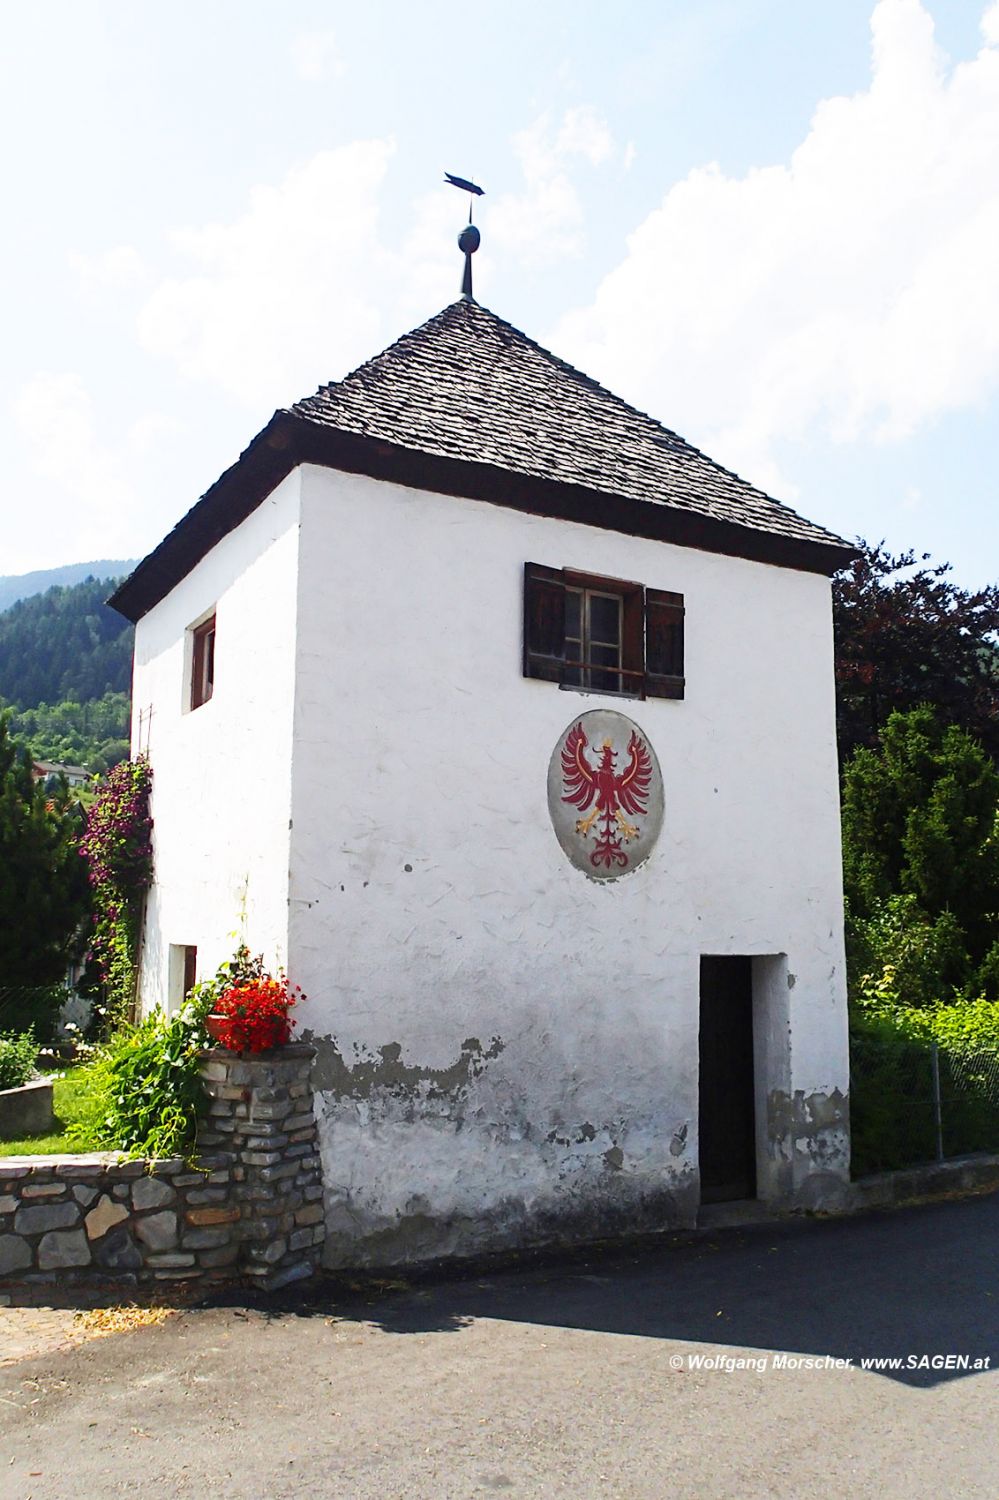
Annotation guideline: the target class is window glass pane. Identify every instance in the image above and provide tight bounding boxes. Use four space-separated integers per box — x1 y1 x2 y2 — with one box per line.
563 663 583 687
591 643 620 669
588 593 621 644
591 666 622 693
565 589 581 638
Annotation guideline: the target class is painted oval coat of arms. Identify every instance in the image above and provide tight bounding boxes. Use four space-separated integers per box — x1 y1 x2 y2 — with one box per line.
547 710 664 881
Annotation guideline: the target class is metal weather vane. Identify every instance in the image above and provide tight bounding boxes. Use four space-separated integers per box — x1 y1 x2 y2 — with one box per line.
445 171 485 300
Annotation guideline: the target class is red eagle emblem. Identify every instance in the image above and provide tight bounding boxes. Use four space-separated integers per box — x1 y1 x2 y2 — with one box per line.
561 720 653 870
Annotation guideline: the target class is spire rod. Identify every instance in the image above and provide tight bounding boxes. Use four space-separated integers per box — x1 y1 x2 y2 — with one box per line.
445 173 484 301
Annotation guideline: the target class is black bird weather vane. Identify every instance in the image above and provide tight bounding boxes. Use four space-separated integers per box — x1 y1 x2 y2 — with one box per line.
445 172 484 300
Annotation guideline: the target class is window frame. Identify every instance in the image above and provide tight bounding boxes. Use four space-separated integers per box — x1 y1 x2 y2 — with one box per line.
189 612 216 711
523 563 684 701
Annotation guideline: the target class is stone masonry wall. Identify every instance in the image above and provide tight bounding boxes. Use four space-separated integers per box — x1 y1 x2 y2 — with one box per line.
0 1045 324 1292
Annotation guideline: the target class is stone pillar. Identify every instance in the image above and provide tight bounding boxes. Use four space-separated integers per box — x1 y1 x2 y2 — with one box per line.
198 1044 325 1290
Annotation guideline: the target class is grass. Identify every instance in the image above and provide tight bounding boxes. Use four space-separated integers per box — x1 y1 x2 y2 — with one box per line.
0 1066 100 1156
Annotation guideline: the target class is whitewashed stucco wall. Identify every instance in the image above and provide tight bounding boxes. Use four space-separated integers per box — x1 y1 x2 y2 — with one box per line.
131 472 302 1008
287 465 850 1265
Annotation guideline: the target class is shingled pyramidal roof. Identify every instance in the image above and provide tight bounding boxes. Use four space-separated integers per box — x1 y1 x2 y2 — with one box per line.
111 298 854 621
294 298 848 549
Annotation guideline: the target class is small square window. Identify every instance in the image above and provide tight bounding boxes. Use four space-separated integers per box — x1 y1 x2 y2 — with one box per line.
190 614 216 710
523 564 684 700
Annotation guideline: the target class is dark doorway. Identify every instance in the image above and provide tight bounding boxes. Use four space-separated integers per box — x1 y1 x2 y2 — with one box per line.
698 956 756 1203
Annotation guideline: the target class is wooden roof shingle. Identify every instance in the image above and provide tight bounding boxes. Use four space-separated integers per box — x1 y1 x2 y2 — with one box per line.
111 298 855 622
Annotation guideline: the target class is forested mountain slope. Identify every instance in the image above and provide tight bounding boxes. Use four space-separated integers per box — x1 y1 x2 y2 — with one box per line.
0 576 133 771
0 577 132 708
0 559 135 613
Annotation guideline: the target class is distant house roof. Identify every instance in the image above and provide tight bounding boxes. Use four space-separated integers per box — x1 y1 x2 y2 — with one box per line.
110 298 856 622
32 760 88 782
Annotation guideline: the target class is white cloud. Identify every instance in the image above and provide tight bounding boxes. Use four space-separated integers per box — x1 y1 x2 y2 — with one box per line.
133 140 464 413
11 373 175 566
554 0 999 497
488 107 614 266
982 2 999 44
69 244 148 300
290 29 346 82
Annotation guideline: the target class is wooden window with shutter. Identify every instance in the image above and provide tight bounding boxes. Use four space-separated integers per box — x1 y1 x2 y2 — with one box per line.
523 564 684 700
191 614 216 710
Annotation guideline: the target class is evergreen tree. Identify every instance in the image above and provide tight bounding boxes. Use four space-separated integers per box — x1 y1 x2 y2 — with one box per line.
0 713 91 995
0 576 132 711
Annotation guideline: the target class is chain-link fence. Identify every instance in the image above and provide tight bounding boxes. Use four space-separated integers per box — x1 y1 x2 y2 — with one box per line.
0 985 80 1041
850 1031 999 1177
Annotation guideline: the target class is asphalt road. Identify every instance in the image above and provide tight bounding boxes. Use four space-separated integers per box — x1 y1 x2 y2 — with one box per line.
2 1193 998 1499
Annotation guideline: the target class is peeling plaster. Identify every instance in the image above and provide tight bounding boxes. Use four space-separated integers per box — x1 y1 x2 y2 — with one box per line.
304 1032 504 1100
766 1088 850 1184
546 1122 598 1147
767 1087 848 1144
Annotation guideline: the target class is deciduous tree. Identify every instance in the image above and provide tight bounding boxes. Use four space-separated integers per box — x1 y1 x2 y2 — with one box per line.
842 707 999 1005
833 543 999 762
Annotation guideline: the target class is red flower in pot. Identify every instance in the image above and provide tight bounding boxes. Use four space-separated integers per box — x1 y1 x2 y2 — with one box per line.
206 975 300 1053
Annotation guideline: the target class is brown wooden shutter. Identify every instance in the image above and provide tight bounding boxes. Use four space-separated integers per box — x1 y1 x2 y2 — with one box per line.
645 589 685 699
523 563 566 682
622 584 646 694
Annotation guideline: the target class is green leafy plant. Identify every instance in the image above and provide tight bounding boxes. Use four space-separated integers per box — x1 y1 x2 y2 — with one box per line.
842 707 999 1004
66 944 298 1159
0 1030 39 1091
68 999 210 1160
851 999 999 1174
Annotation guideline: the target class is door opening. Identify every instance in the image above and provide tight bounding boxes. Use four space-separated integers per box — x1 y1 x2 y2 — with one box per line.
698 955 757 1203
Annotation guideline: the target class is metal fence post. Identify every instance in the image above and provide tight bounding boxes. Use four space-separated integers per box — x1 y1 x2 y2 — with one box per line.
931 1042 944 1163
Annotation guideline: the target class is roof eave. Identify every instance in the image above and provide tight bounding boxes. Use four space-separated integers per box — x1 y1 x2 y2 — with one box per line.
109 417 858 622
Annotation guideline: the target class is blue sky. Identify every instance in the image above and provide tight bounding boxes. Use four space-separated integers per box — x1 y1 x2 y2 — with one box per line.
2 0 997 588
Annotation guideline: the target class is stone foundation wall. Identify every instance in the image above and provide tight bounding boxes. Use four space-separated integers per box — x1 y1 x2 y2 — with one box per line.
0 1045 324 1292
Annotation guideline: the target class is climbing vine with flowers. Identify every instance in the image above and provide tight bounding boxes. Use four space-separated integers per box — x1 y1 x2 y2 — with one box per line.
79 755 153 1027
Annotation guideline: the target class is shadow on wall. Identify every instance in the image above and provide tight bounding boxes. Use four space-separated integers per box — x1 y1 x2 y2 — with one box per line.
204 1191 999 1390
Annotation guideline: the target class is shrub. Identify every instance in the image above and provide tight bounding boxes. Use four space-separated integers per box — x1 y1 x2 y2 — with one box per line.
0 983 71 1041
850 1000 999 1175
67 944 303 1158
850 895 967 1011
841 708 999 1002
0 1030 39 1091
68 1000 209 1160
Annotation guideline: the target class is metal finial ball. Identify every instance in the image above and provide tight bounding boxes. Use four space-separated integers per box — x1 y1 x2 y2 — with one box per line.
458 224 481 255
